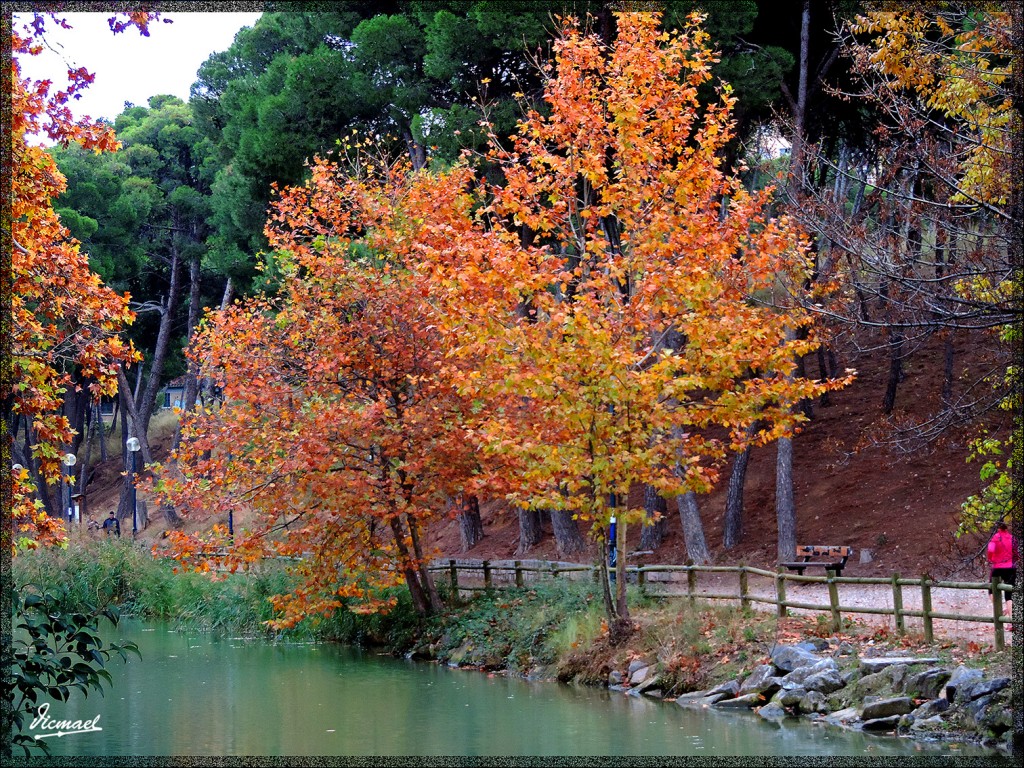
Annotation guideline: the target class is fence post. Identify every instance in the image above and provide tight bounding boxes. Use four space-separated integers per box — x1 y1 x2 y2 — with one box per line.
827 569 841 633
638 566 647 596
921 575 934 644
739 564 750 613
449 559 458 594
483 560 492 591
687 566 697 609
891 573 904 633
992 573 1005 651
514 560 524 588
775 568 788 618
551 563 559 580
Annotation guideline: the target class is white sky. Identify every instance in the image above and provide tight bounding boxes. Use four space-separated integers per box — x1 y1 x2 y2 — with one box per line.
13 11 263 125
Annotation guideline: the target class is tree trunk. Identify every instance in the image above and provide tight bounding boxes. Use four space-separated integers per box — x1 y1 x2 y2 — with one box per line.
24 419 57 517
816 345 833 407
115 367 154 466
598 537 616 622
199 276 234 408
677 491 711 565
408 516 443 614
401 125 426 171
137 240 183 438
389 517 430 616
787 0 811 200
638 485 667 551
724 421 761 550
172 255 203 451
776 437 797 562
795 341 814 420
78 406 95 498
96 403 108 462
116 397 131 522
942 334 955 408
62 387 90 456
106 396 119 438
882 330 905 414
456 494 484 551
517 508 543 554
614 511 628 623
550 509 586 557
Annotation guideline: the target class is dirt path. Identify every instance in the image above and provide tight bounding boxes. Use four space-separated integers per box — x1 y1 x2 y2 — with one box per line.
672 571 1013 646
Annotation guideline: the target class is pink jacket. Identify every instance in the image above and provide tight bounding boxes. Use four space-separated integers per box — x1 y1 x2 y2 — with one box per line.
987 530 1015 570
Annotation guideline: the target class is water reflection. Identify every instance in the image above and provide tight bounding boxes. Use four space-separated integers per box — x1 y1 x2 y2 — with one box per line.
36 620 1001 757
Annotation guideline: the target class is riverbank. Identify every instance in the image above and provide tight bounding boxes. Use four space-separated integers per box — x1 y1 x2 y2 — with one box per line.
12 541 1018 756
384 583 1018 756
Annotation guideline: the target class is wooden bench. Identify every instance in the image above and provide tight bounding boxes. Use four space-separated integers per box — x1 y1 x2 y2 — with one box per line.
780 545 853 577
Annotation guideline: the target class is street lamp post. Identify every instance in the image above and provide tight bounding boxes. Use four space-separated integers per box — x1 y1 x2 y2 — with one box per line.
126 437 141 536
61 453 77 526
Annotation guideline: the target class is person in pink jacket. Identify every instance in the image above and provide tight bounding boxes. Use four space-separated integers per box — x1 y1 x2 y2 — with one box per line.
986 521 1016 631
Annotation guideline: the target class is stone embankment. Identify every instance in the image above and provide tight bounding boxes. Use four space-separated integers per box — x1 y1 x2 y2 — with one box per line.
610 639 1014 753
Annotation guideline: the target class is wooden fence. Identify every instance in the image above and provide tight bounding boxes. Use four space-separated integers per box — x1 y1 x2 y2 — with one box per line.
429 559 1016 651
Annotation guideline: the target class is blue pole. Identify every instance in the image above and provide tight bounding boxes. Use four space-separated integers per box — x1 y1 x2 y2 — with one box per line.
608 514 617 582
130 450 137 535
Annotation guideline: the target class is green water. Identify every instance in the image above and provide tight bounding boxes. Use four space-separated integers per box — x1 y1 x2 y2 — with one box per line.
32 620 1000 757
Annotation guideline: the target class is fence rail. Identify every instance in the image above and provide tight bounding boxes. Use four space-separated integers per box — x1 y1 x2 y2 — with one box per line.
428 559 1015 651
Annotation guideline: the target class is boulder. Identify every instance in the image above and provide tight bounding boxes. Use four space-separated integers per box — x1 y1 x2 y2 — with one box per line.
851 670 897 700
739 664 776 695
696 692 730 707
804 668 846 695
778 687 808 709
944 666 984 703
974 694 1014 736
771 645 821 674
634 674 664 696
627 658 650 676
958 676 1010 703
756 701 788 722
910 715 946 733
861 715 902 732
713 693 764 709
960 694 995 730
823 707 861 727
859 656 940 674
799 690 829 714
675 689 712 704
797 638 830 652
706 679 741 699
861 696 916 721
608 670 624 686
903 667 951 700
910 698 950 720
781 658 839 689
629 665 651 685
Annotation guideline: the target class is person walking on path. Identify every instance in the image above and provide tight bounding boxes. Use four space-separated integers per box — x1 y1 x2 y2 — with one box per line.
986 521 1016 631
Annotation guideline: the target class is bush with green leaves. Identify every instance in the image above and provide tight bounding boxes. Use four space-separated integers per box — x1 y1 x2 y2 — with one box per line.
3 585 140 757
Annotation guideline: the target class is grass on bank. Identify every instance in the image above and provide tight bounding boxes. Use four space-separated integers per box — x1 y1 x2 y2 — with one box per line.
12 539 1013 692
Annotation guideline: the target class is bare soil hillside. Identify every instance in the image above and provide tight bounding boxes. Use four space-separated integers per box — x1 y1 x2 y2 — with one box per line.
81 328 1008 582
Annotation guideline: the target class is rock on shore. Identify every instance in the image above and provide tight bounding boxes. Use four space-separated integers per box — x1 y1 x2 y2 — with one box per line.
659 642 1013 753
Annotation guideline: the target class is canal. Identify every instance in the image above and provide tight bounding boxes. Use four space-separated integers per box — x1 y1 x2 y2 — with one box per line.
34 620 1001 757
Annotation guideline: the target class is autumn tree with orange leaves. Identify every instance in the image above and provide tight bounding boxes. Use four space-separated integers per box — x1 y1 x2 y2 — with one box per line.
6 13 158 552
154 152 516 622
430 12 851 630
